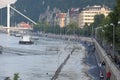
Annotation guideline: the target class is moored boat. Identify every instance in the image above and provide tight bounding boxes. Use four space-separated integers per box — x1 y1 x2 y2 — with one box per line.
19 35 34 44
31 36 39 40
15 33 22 37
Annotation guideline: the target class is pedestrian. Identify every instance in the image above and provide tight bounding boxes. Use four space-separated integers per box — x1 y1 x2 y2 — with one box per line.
114 55 118 64
106 71 111 80
100 71 104 80
99 61 105 67
99 61 102 67
101 61 105 66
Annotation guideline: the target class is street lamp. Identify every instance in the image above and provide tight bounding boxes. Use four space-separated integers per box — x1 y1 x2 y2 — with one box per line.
110 23 115 56
110 22 120 57
95 27 102 39
118 21 120 24
91 26 93 40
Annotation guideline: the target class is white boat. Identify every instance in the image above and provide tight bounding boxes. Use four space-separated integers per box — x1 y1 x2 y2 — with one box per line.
15 33 22 37
19 35 34 44
31 36 39 40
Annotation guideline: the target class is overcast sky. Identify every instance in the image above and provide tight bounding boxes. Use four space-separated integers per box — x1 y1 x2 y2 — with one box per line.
0 0 16 8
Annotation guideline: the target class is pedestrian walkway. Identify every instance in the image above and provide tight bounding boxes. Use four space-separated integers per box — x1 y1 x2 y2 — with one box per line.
94 39 120 80
82 41 100 80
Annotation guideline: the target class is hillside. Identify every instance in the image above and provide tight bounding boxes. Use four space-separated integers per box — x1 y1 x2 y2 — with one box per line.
1 0 115 25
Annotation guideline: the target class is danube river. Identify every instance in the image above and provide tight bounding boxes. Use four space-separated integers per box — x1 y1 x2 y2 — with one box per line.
0 34 90 80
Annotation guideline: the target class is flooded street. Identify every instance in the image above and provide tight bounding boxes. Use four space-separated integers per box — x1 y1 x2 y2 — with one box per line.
0 34 90 80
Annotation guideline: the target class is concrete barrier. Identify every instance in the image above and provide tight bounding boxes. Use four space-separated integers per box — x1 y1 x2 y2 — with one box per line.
94 39 120 80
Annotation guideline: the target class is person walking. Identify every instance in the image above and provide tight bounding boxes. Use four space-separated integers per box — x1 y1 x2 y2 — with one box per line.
100 71 104 80
106 71 111 80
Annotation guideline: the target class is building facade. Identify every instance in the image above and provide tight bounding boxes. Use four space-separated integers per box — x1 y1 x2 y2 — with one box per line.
70 8 80 24
65 9 70 26
55 13 66 27
79 5 111 28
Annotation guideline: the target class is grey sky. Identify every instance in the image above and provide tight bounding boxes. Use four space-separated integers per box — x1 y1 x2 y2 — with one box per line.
0 0 16 8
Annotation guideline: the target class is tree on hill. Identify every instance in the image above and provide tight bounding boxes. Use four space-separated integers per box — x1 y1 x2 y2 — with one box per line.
0 0 115 26
108 0 120 48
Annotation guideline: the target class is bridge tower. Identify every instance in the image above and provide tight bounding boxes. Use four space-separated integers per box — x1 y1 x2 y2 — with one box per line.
6 4 37 34
7 4 10 34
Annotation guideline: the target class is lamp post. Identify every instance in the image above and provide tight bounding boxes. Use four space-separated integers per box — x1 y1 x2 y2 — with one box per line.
118 21 120 25
110 21 120 57
102 29 105 43
95 27 102 40
110 23 115 56
91 26 94 41
117 21 120 54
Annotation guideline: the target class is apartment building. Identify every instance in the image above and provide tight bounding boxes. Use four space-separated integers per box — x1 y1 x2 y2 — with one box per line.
70 8 80 24
55 13 66 27
79 5 111 28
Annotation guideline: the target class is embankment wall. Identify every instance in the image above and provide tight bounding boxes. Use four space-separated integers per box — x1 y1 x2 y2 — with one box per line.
94 39 120 80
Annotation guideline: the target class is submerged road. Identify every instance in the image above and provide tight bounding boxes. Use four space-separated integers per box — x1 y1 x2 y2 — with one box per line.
0 33 91 80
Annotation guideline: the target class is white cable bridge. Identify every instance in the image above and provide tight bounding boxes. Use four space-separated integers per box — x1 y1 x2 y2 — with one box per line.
0 4 37 34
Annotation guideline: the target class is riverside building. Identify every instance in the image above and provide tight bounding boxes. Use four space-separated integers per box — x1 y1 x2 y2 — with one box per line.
79 5 111 28
55 13 66 27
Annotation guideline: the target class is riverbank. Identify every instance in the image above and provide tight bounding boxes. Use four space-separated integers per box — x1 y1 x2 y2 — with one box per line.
81 41 100 80
37 33 100 80
0 33 93 80
38 33 120 80
94 39 120 80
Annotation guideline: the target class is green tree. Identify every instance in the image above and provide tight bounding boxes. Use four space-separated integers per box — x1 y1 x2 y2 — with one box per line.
109 0 120 25
33 21 50 32
82 14 105 37
82 23 91 37
13 73 19 80
107 0 120 48
65 22 80 35
93 14 105 28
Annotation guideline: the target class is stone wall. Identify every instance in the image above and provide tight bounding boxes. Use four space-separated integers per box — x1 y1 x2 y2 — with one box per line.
94 39 120 80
